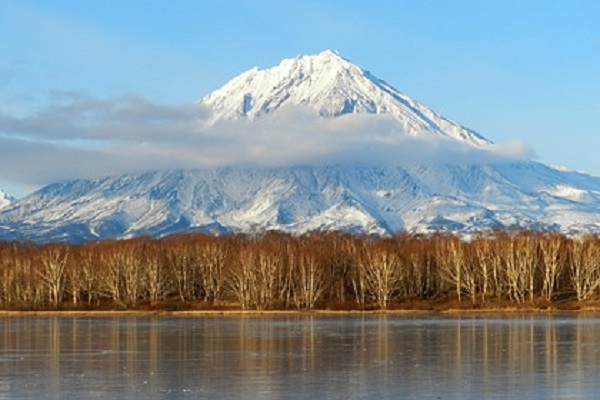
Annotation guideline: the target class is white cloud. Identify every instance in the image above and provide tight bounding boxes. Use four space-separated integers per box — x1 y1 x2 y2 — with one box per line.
0 94 534 186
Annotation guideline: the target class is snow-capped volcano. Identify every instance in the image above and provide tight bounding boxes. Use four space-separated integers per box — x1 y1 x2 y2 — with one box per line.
200 50 489 147
1 50 599 243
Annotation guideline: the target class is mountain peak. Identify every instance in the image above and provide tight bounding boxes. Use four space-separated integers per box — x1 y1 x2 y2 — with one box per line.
200 51 490 147
296 49 347 65
317 49 341 57
300 49 342 60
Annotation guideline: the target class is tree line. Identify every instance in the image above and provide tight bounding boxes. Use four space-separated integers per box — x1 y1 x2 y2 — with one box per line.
1 231 600 311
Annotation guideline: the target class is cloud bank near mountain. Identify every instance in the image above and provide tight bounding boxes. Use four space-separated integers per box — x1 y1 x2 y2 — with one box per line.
0 93 533 185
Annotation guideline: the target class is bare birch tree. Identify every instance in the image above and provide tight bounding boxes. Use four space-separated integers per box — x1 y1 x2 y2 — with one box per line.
288 240 329 310
568 236 600 301
36 245 69 308
435 235 477 302
539 232 565 301
356 241 402 309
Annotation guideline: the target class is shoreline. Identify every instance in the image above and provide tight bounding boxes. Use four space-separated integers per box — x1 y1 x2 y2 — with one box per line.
2 307 600 317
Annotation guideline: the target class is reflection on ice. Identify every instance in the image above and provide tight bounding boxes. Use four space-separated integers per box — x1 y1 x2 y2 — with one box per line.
0 315 600 399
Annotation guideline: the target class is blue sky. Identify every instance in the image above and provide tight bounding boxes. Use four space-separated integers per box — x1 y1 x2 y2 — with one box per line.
1 0 599 196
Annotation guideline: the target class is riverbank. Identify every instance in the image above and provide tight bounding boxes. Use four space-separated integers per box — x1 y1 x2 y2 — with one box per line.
2 301 600 317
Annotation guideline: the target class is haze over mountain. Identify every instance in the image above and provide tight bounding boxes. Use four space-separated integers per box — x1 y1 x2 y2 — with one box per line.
1 50 599 243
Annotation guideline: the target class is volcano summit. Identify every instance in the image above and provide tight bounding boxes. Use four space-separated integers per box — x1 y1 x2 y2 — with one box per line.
200 50 489 147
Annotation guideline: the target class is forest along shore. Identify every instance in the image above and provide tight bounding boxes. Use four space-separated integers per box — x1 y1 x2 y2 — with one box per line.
1 231 600 312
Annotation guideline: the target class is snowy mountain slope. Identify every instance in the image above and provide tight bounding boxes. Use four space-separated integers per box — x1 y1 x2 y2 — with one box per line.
200 50 490 147
1 50 599 243
3 163 600 243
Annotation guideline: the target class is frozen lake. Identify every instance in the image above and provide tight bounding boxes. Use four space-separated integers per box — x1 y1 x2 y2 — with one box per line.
1 314 599 399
